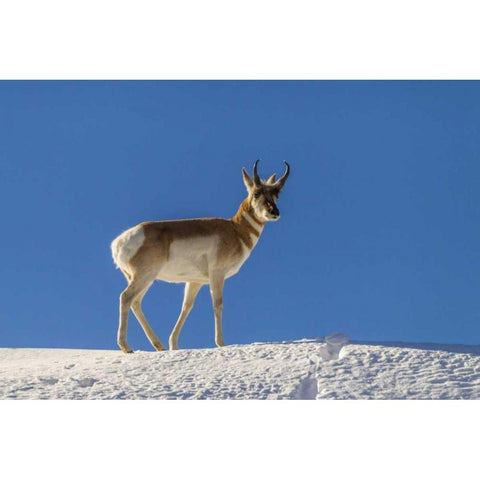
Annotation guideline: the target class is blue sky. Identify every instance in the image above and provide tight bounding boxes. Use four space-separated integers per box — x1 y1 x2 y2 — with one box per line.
1 80 480 350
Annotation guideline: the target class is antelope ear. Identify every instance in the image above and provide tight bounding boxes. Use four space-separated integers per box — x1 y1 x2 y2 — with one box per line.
242 167 254 192
266 174 277 185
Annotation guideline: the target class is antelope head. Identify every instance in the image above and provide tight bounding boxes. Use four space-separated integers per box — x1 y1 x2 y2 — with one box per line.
242 159 290 222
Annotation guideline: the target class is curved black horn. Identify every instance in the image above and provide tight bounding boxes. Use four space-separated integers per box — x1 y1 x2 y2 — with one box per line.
275 161 290 188
253 159 261 185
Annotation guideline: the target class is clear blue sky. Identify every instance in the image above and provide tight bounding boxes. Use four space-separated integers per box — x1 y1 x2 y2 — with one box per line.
1 80 480 350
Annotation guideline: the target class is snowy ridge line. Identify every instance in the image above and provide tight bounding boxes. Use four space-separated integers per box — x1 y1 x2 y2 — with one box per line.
348 340 480 356
1 337 480 399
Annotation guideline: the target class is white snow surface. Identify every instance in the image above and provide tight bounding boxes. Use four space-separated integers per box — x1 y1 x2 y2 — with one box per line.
2 336 480 399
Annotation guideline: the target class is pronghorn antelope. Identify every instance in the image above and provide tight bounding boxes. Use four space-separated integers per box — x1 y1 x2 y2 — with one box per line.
111 160 290 353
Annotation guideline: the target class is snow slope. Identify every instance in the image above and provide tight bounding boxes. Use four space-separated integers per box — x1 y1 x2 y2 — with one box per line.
2 336 480 399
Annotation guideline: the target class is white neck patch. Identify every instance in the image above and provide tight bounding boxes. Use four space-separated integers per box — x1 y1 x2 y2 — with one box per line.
242 211 263 234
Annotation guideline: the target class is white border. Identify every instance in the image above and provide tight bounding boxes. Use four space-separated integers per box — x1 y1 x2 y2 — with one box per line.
1 1 480 79
1 2 478 477
2 401 478 478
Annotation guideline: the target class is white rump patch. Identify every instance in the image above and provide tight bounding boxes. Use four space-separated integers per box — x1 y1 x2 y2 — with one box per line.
111 225 145 274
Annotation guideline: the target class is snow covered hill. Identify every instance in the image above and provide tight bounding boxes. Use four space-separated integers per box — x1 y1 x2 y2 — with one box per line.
2 336 480 399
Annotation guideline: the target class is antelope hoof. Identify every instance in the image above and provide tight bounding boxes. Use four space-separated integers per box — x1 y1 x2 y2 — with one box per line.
154 342 166 352
119 343 133 354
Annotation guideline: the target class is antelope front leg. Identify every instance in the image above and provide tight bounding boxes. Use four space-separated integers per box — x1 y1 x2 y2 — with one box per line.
209 272 226 347
169 282 202 350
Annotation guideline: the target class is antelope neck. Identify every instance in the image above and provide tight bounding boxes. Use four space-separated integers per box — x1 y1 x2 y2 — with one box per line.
232 199 265 238
241 210 264 234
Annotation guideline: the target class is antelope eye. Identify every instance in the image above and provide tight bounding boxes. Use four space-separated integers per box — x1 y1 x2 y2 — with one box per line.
253 191 261 199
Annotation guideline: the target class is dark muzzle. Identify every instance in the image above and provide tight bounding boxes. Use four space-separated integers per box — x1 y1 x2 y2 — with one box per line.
269 205 280 217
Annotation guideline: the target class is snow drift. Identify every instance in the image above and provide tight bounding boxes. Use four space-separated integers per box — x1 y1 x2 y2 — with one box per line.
1 336 480 399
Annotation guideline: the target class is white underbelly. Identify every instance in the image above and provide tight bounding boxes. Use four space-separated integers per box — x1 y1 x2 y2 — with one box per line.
156 236 216 283
155 235 251 284
156 261 210 284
